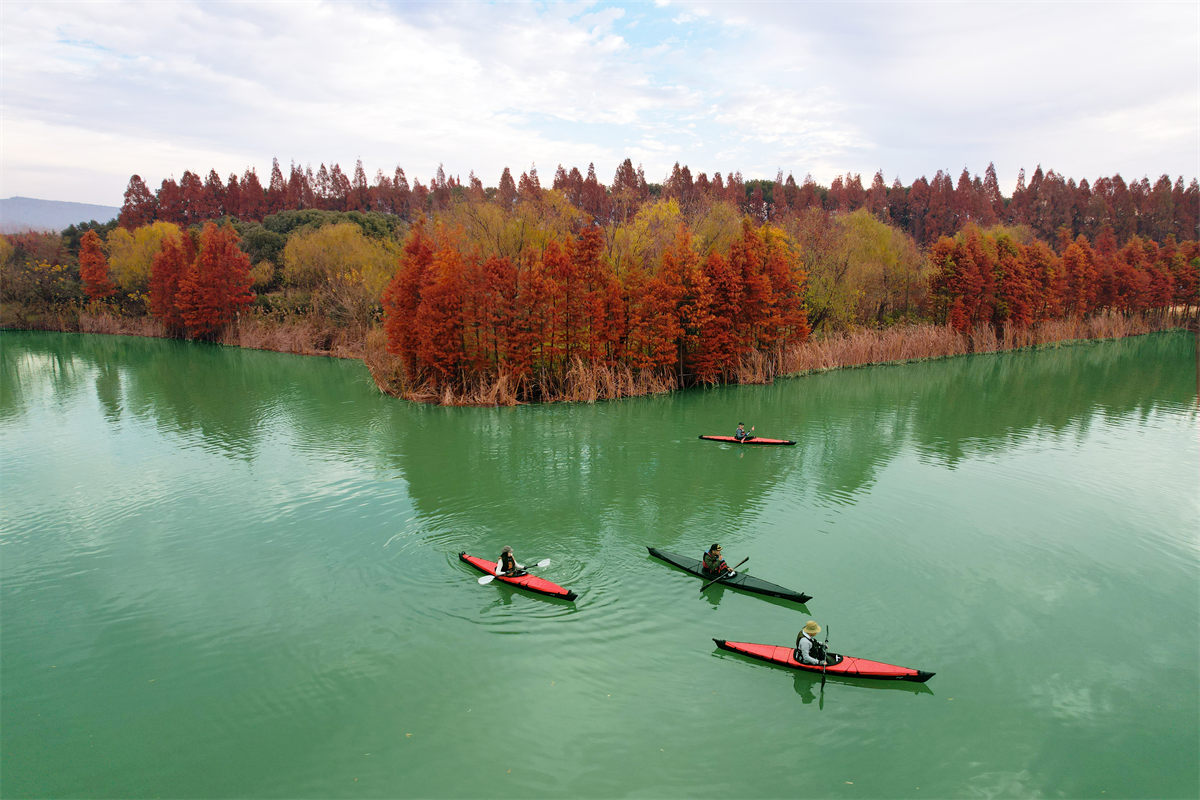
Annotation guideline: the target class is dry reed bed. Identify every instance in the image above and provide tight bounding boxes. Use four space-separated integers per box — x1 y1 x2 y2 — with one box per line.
366 311 1186 405
12 305 1189 407
779 312 1167 380
225 314 367 360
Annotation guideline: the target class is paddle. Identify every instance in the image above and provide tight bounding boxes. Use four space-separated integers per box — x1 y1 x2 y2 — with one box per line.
478 558 551 585
820 624 831 690
700 557 748 592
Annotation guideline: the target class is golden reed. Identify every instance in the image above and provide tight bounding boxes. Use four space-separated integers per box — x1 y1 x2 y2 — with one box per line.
12 304 1188 407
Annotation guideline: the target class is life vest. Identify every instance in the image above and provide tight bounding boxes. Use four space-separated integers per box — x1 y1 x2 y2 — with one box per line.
702 551 727 574
794 634 827 664
498 551 517 574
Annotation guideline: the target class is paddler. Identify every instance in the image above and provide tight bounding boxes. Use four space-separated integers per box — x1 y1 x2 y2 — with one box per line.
794 620 828 666
701 543 737 577
734 422 755 441
494 545 526 577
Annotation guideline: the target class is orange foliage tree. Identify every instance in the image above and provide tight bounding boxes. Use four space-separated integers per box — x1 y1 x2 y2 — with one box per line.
149 223 253 338
149 229 195 335
176 223 255 338
380 209 812 400
78 230 116 300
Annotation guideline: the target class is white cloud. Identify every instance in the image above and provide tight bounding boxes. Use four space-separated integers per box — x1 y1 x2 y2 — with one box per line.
0 0 1195 205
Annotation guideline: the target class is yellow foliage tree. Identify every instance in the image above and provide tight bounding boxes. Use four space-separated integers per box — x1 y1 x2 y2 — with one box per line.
836 209 928 325
447 189 583 261
282 222 400 325
106 222 182 294
688 199 743 256
608 198 683 274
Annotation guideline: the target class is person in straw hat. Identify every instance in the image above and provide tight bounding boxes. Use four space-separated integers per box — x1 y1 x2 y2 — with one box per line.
794 620 828 666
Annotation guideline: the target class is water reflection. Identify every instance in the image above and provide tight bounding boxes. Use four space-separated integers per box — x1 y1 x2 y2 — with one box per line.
1 332 390 465
2 330 1194 525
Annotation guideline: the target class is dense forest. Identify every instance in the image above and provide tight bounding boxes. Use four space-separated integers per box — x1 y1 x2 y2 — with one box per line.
2 158 1196 404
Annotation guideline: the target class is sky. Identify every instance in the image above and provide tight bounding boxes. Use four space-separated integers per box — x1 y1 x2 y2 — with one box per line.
2 0 1197 207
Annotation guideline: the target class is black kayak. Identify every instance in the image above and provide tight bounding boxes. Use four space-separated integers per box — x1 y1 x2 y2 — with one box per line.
647 547 812 604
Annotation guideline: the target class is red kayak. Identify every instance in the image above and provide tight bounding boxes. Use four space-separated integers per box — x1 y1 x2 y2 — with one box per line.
459 552 577 601
714 639 934 682
699 435 796 446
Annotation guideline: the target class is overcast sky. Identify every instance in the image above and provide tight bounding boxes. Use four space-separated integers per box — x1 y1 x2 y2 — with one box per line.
2 0 1197 207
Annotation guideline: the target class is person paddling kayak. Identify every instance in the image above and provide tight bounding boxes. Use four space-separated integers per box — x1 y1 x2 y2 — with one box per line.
794 620 828 666
701 543 737 578
734 422 756 441
495 545 527 577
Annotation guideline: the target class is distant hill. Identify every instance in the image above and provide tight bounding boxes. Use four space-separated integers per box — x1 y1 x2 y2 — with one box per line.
0 196 120 234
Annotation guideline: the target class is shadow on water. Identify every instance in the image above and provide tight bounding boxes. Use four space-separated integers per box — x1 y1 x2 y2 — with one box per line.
694 578 811 614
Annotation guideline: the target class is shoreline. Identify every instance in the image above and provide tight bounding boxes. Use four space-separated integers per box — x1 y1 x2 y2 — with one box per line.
3 305 1193 405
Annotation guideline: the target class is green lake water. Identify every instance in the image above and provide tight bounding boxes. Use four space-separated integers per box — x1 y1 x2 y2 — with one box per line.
1 329 1197 799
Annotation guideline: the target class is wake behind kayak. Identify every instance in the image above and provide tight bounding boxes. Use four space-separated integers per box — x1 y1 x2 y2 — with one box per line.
647 547 812 604
459 552 578 601
714 639 934 682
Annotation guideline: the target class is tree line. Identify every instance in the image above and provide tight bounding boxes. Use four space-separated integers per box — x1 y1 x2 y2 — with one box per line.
119 158 1199 247
2 158 1196 405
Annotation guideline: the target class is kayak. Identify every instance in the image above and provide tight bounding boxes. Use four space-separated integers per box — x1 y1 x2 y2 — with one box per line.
459 552 577 601
713 639 934 682
647 547 812 604
699 435 795 446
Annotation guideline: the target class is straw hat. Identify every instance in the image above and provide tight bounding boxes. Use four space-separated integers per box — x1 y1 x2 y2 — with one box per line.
802 620 821 636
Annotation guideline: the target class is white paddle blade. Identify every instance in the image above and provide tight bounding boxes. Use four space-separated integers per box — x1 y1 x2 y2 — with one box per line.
477 574 496 585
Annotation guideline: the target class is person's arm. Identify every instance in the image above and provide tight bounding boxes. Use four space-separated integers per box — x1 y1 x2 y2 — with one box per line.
495 559 505 576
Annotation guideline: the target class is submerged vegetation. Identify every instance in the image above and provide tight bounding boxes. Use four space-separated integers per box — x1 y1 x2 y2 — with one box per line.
2 158 1197 404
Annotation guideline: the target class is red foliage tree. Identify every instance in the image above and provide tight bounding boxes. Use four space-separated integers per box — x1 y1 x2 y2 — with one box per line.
382 219 436 379
119 175 156 228
157 178 185 225
179 170 204 225
414 244 466 385
174 223 254 338
266 158 286 215
692 250 742 383
239 169 266 221
149 230 195 335
78 230 116 300
1061 237 1098 316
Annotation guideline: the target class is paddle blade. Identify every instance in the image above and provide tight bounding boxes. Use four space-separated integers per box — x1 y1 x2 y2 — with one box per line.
477 574 496 585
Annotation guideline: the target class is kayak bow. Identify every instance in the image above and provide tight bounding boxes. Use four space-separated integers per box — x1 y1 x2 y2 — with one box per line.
713 639 934 682
459 552 577 601
647 547 812 604
699 435 796 446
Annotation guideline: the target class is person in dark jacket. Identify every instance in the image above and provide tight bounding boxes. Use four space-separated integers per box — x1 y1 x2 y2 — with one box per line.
734 422 755 441
701 543 736 577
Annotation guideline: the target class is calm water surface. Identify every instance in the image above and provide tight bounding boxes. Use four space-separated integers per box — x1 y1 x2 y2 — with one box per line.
1 330 1197 799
